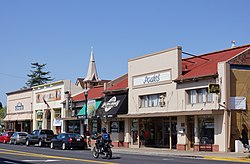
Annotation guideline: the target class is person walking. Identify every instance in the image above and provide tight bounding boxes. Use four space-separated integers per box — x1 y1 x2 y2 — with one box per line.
241 124 249 151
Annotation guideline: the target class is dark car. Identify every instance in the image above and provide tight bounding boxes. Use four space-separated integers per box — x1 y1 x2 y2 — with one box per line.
50 133 87 150
26 129 54 147
10 132 28 145
0 131 14 143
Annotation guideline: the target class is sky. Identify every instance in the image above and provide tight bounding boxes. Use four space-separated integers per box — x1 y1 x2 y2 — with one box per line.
0 0 250 106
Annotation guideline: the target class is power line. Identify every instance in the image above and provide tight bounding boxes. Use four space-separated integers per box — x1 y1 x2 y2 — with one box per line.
0 72 27 80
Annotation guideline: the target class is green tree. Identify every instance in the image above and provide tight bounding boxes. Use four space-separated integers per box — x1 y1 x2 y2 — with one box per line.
26 62 54 87
0 103 6 132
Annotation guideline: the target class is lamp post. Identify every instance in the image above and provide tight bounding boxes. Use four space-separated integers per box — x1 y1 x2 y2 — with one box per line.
83 89 88 135
84 89 88 119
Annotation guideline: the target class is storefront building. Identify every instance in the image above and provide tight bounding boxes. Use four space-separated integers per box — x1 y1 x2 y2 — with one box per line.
32 80 82 134
124 45 250 152
95 74 128 147
4 88 33 133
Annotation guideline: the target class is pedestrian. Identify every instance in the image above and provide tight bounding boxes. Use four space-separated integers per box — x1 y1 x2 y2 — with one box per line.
240 124 249 151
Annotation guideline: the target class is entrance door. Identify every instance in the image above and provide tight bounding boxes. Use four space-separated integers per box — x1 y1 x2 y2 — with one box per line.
163 118 170 148
130 119 139 148
187 116 194 150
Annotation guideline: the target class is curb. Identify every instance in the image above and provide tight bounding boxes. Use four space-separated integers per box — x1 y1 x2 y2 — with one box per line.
204 156 250 163
113 149 250 162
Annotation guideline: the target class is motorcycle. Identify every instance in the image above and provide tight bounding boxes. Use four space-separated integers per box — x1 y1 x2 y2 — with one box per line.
92 135 113 159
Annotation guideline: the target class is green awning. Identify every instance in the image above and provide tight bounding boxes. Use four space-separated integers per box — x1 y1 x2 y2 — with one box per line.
77 100 102 117
77 104 86 116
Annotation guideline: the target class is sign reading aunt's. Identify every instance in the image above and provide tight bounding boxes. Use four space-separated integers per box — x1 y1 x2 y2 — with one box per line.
133 70 171 86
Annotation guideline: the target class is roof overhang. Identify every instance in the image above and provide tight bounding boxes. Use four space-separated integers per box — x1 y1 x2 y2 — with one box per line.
174 74 218 84
117 109 224 118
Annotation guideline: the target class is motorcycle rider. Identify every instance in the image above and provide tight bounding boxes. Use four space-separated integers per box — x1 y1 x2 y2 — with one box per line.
97 127 111 153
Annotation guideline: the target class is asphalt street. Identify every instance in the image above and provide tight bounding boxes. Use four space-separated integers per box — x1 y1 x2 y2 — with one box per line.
0 143 245 164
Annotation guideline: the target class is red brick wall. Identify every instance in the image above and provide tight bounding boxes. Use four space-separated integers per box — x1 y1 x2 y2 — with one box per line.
177 144 186 151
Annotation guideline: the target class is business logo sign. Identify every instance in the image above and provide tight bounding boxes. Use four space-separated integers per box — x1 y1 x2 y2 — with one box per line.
15 102 24 111
36 89 61 103
102 96 120 112
133 71 171 86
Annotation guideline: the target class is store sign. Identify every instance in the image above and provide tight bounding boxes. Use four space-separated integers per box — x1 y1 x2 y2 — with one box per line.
102 96 120 112
230 97 246 110
133 71 171 86
208 83 220 94
36 89 61 103
53 119 62 126
15 102 24 111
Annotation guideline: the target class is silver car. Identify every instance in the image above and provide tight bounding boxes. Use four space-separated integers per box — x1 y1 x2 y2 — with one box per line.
10 132 28 145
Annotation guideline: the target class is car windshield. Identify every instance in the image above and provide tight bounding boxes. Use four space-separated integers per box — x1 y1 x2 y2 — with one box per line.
68 133 81 138
41 130 54 135
18 133 27 136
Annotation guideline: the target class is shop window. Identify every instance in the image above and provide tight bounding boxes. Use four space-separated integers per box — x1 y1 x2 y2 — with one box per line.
54 109 61 119
110 121 124 133
140 93 166 108
199 116 214 144
36 110 43 120
187 88 214 104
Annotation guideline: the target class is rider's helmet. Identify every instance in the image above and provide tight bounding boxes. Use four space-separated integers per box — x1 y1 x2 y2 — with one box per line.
102 127 107 133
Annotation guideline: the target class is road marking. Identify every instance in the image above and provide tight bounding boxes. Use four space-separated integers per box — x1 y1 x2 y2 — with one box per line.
22 159 61 162
0 148 117 164
3 161 19 164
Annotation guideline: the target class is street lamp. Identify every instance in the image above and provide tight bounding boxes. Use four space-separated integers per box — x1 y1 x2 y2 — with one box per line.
84 89 88 119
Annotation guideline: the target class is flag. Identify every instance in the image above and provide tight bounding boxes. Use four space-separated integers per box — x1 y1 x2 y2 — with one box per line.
43 98 51 109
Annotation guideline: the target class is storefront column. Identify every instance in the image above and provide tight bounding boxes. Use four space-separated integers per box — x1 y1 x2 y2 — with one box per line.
124 118 130 148
42 110 46 129
194 116 199 144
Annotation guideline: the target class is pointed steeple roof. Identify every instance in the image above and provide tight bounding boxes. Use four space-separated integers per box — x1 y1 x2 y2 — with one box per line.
84 47 101 82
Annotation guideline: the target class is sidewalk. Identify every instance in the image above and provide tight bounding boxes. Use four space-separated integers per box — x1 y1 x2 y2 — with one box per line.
112 147 250 163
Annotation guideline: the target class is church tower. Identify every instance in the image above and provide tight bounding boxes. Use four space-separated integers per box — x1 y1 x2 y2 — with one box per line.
83 47 101 88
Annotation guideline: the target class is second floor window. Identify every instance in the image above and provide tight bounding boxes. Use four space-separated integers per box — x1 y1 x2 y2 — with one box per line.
188 88 214 104
140 93 166 108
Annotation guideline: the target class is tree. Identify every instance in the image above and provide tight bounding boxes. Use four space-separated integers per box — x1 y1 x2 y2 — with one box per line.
26 62 54 87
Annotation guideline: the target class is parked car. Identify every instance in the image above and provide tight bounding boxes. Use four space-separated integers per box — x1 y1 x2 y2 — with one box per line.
0 131 14 143
26 129 54 147
10 132 28 145
50 133 87 150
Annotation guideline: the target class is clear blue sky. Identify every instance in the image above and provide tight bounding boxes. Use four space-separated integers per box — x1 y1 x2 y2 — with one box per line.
0 0 250 106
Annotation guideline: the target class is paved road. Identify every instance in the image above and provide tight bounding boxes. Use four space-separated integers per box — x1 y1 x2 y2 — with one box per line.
0 143 245 164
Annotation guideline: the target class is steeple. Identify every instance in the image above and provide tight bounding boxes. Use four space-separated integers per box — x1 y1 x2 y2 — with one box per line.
84 47 101 83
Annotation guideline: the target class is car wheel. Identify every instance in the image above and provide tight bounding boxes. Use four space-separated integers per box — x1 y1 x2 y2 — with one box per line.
3 140 6 144
62 143 67 150
38 140 43 147
9 140 12 144
50 142 55 149
26 139 30 146
14 140 17 145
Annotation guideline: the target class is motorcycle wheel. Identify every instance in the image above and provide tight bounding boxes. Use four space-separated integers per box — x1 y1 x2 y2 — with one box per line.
105 149 112 159
92 146 99 158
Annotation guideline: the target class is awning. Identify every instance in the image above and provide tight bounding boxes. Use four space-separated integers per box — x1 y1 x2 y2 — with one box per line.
3 112 33 121
96 93 128 118
117 109 224 118
77 100 102 119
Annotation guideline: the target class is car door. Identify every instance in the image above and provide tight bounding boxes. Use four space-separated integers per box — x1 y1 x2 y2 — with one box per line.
30 130 38 143
0 132 4 142
54 134 61 147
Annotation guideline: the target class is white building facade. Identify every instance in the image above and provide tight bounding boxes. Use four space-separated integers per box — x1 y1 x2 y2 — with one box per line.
32 80 82 134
